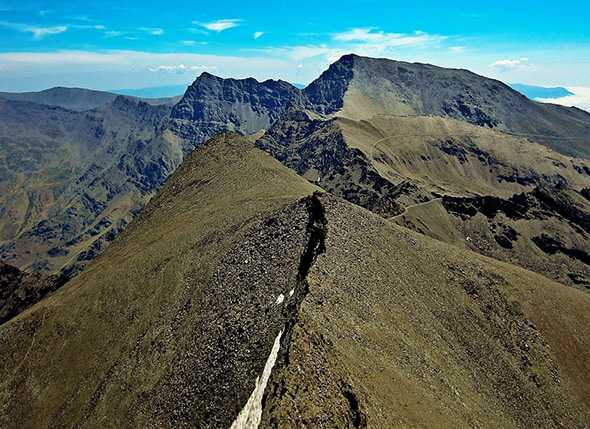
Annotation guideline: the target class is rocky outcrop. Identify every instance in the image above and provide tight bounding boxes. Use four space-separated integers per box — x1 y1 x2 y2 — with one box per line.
0 263 65 324
303 54 355 115
438 186 590 288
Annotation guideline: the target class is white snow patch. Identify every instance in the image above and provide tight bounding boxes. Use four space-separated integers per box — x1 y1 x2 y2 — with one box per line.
289 289 294 297
275 294 285 305
230 330 283 429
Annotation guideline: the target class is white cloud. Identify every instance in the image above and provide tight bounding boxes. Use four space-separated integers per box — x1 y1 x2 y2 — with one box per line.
262 45 337 62
450 46 465 53
148 64 213 73
181 40 207 46
0 50 307 91
194 19 241 32
492 57 531 71
29 25 68 39
0 21 68 39
253 31 264 39
259 28 448 67
332 28 447 47
537 86 590 112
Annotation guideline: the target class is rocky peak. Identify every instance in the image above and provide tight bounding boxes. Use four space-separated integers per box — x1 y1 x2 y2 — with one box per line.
303 54 590 157
303 55 355 115
170 73 306 135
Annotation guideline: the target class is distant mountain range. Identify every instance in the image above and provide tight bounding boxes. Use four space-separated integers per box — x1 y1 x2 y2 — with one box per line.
0 86 180 111
1 54 589 282
510 83 574 100
0 81 578 112
112 84 189 99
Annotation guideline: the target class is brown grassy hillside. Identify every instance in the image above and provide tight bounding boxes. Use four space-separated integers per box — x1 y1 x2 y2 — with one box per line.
1 134 588 428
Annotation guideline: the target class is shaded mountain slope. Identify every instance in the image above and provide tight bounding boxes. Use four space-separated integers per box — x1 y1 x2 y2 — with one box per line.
304 54 590 158
0 96 176 275
0 86 179 111
0 134 589 428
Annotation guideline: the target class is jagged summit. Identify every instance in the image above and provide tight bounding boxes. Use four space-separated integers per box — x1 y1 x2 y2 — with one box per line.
170 70 306 135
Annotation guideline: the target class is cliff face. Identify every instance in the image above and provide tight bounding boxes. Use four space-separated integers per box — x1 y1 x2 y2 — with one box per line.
0 97 177 276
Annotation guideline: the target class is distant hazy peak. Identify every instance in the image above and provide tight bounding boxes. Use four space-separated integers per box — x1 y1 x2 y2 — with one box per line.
510 83 574 100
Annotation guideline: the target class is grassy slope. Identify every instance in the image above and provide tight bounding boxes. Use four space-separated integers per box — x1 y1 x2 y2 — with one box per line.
338 115 590 197
336 114 590 287
263 194 590 428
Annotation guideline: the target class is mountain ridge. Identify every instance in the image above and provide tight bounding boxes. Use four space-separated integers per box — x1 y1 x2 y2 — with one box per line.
1 133 589 428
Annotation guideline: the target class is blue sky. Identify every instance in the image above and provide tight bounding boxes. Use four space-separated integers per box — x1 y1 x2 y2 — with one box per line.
0 0 589 93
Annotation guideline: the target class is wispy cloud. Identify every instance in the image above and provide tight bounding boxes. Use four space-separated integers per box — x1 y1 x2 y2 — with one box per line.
449 46 465 53
104 30 123 38
181 40 207 46
253 31 264 39
148 63 214 73
492 57 531 71
141 27 164 36
29 25 68 39
259 28 448 64
332 28 447 47
0 20 68 39
194 18 241 32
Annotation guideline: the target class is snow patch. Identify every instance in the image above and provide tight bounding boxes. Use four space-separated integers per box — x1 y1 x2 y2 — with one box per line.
275 294 285 305
289 289 294 297
229 330 283 429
